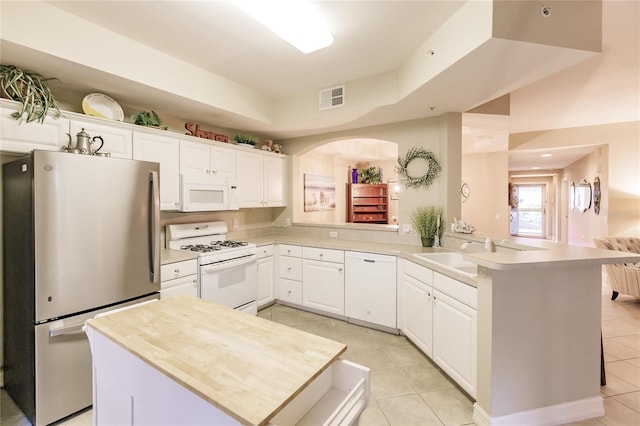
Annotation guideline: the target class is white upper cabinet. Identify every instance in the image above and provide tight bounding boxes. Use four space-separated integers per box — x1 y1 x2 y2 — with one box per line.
1 104 69 153
236 150 287 208
132 132 180 211
179 140 236 178
69 119 132 159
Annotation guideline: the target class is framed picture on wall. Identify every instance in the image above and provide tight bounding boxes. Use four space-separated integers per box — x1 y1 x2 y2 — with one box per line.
304 174 336 212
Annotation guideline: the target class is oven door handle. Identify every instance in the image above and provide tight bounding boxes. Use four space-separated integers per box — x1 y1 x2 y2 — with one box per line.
201 255 256 274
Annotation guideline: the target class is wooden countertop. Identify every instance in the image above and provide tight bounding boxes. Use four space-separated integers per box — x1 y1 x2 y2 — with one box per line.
85 296 347 425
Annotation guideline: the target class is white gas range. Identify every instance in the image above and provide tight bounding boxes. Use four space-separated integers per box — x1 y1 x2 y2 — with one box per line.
166 221 258 315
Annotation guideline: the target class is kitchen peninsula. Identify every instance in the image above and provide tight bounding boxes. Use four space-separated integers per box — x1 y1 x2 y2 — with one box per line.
241 231 640 425
84 296 370 425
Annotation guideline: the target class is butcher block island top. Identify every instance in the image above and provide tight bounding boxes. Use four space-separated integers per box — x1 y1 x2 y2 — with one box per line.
85 296 348 425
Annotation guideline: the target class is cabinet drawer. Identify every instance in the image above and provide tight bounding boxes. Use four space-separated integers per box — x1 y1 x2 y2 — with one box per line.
161 260 198 281
160 279 198 300
271 359 370 425
303 247 344 263
279 257 302 281
161 274 197 291
257 244 274 259
401 259 433 285
278 278 302 305
434 272 477 309
278 244 302 257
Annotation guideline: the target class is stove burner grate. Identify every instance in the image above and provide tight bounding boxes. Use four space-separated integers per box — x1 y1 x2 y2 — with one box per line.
210 240 249 248
180 244 222 253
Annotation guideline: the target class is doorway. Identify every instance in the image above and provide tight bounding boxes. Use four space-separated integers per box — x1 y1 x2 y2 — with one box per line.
511 184 546 237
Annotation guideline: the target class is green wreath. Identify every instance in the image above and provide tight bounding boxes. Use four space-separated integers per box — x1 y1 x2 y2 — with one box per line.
396 147 441 189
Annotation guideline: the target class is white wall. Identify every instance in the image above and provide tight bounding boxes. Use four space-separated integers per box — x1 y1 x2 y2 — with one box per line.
282 115 462 235
297 152 397 225
462 151 510 239
563 147 609 246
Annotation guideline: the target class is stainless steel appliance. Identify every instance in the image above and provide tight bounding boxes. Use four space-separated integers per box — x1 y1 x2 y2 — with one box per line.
2 150 161 425
166 222 258 314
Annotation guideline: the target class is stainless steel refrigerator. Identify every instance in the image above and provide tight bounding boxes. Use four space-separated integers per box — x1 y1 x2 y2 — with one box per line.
3 150 161 425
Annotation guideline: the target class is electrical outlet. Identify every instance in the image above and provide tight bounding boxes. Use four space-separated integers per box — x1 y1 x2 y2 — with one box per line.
285 218 291 227
232 218 238 229
403 224 412 234
329 231 338 238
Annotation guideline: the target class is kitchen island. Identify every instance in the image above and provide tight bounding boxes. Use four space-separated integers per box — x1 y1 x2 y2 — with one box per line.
84 296 370 425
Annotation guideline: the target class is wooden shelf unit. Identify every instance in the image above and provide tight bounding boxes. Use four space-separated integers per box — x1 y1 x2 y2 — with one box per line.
347 183 389 224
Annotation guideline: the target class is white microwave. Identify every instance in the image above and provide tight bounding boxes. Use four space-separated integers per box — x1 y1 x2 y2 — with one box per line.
179 175 239 212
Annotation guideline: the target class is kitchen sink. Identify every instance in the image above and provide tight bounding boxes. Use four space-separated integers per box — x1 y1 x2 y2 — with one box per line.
412 252 478 277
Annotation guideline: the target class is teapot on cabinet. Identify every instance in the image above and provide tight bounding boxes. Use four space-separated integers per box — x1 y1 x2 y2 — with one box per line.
64 128 105 155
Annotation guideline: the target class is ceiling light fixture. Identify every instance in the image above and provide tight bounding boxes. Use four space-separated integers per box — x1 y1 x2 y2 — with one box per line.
541 153 552 157
231 0 334 54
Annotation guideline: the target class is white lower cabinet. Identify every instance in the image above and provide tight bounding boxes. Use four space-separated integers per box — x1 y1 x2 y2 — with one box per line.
399 260 434 357
344 251 397 328
302 247 345 316
88 328 369 426
399 260 477 398
277 244 303 306
271 359 370 426
433 272 477 398
160 259 198 300
278 278 302 305
257 245 275 308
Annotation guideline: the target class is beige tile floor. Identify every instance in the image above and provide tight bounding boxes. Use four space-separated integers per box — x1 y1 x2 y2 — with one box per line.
1 279 639 426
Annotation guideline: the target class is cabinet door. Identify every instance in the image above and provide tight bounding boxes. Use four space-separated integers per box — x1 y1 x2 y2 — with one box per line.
211 146 237 178
179 139 211 176
264 155 287 207
236 151 263 207
257 256 274 308
302 259 344 315
1 105 69 153
69 120 132 159
433 290 477 397
400 274 433 357
133 132 180 210
344 252 397 328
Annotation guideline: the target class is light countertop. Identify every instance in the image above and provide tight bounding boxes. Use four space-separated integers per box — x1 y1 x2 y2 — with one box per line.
160 248 199 265
85 296 346 426
244 234 640 282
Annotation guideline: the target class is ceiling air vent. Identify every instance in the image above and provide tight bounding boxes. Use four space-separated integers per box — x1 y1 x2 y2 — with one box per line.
319 85 345 110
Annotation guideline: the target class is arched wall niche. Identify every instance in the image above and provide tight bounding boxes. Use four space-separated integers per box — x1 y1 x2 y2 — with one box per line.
292 137 399 225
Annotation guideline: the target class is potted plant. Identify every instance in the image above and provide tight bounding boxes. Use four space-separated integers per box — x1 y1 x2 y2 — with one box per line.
0 64 61 124
359 166 381 184
410 206 445 247
234 134 258 147
131 110 167 130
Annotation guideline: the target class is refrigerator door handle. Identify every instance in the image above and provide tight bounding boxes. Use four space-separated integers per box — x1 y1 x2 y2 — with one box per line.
48 323 84 337
149 170 161 283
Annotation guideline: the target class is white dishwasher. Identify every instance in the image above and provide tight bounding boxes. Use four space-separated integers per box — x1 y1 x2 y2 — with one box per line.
344 251 397 329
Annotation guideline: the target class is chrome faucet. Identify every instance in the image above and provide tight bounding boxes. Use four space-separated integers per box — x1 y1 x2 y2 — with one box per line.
461 237 494 252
